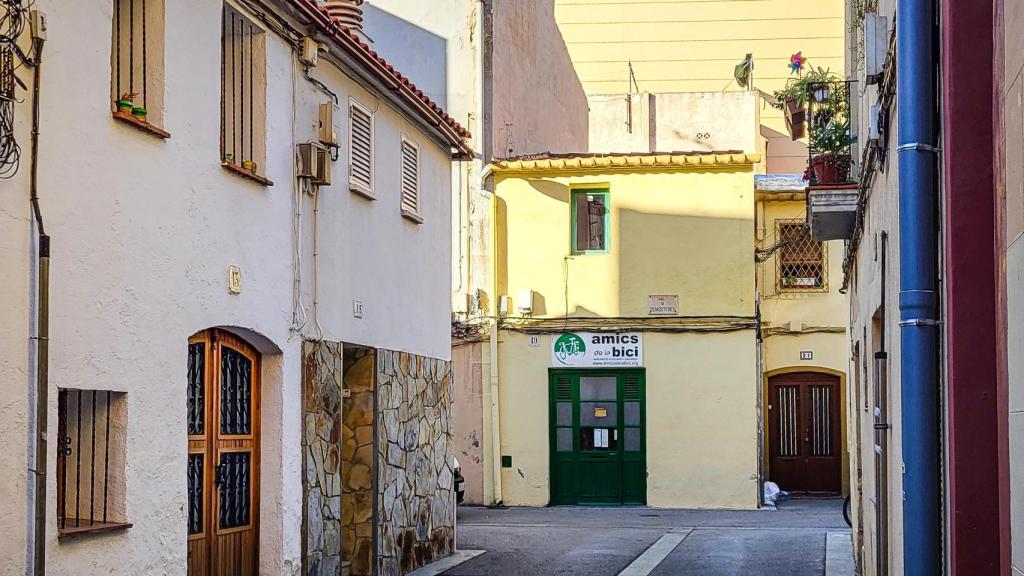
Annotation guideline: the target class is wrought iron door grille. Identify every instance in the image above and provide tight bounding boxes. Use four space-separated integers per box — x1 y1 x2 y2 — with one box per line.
776 220 828 292
188 454 204 534
777 386 799 457
220 346 252 435
56 389 128 535
217 452 251 529
187 342 205 435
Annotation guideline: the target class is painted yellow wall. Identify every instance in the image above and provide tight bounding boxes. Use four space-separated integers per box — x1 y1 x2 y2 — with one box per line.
496 330 759 508
493 167 756 319
555 0 846 171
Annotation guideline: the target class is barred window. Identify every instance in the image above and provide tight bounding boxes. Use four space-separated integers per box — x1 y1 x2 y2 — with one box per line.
777 220 827 292
57 389 130 538
220 3 268 181
111 0 166 131
400 137 421 222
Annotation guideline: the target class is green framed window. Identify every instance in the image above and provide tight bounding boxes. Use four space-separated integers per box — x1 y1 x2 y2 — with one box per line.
572 189 609 253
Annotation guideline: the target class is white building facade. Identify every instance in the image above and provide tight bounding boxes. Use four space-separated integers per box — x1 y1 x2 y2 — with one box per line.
0 1 468 575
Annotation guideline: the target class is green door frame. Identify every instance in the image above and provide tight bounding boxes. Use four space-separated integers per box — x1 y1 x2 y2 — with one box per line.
548 368 647 506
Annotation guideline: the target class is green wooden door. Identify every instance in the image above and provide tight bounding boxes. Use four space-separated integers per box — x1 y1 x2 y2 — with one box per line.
549 369 646 505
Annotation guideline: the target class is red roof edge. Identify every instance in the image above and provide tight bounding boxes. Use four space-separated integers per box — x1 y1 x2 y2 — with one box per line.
290 0 472 158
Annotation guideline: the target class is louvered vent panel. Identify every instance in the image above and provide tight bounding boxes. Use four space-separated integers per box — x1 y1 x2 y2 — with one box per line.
623 377 641 399
555 377 572 400
349 104 372 189
401 140 419 213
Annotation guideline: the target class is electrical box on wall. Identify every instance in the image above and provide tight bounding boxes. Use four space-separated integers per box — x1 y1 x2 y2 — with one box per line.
318 102 337 147
300 36 319 66
516 289 534 314
452 292 470 314
864 13 890 84
498 295 512 316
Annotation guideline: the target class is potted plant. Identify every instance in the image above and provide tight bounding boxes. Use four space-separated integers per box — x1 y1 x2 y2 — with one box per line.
809 119 854 184
131 106 148 121
242 160 256 172
770 67 843 140
223 153 234 165
115 92 135 115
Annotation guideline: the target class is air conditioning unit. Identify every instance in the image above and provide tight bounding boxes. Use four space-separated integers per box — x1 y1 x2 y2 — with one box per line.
868 103 881 144
864 13 890 84
297 142 332 186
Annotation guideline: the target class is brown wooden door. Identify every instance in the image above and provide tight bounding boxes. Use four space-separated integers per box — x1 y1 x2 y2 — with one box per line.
188 329 260 575
768 373 841 494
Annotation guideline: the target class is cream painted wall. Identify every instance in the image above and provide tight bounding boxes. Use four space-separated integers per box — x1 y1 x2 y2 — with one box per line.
496 330 759 508
589 92 760 155
0 0 455 573
1004 0 1024 570
844 0 903 567
493 167 756 319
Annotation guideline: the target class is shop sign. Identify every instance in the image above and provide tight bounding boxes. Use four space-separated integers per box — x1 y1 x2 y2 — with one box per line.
551 332 643 367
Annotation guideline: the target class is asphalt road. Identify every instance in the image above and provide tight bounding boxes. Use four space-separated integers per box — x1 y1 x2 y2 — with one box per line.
443 499 852 576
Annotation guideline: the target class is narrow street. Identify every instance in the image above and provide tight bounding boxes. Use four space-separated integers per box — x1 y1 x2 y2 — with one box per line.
442 500 852 576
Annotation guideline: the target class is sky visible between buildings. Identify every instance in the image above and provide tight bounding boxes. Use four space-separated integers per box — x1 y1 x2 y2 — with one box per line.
554 0 846 136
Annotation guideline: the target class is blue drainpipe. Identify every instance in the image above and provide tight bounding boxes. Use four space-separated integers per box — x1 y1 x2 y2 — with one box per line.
897 0 941 573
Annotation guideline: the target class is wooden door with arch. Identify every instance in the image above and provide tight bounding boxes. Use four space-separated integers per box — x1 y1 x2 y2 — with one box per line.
187 329 261 575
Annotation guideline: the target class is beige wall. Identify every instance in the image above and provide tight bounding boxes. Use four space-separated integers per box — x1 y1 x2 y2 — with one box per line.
589 92 760 155
843 0 904 569
451 342 485 505
1003 0 1024 569
495 330 759 508
493 167 756 319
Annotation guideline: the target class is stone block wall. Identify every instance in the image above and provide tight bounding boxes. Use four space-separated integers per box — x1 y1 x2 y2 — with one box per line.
376 350 455 576
303 342 376 576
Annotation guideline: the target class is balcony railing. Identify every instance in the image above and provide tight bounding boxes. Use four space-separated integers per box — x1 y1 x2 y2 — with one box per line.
806 81 857 187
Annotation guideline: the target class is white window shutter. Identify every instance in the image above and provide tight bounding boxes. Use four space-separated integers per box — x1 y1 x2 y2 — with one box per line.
400 138 419 215
349 101 373 193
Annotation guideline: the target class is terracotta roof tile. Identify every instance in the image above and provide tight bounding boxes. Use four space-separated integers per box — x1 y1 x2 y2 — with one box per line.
291 0 472 155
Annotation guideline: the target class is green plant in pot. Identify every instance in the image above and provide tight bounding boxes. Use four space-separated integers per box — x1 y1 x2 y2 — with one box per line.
115 92 136 115
131 106 148 121
809 118 855 185
770 67 843 140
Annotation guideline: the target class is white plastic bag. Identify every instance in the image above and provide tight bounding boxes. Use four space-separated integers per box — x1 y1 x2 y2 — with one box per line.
763 481 781 506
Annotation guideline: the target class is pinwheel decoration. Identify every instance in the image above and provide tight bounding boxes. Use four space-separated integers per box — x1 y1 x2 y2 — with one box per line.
789 52 807 75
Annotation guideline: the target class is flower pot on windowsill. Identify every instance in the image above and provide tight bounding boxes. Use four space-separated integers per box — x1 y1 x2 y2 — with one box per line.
242 160 256 173
784 97 806 140
223 154 235 165
131 107 148 122
115 100 134 115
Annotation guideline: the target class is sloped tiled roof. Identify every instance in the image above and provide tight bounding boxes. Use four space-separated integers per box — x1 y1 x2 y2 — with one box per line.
490 151 761 172
290 0 471 157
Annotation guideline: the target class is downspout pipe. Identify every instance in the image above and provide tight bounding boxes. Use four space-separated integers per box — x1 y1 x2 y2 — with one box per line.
896 0 942 573
29 39 48 576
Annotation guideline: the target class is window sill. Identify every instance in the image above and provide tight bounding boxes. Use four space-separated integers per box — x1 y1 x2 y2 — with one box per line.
222 162 274 187
112 111 170 139
350 181 376 200
58 520 133 539
401 209 423 224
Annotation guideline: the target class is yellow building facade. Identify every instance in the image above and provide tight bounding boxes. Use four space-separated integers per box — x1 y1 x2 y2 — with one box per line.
489 153 760 508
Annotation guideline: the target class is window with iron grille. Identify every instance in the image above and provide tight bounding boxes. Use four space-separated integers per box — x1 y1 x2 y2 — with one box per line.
349 98 374 198
400 137 421 221
110 0 166 130
777 220 827 292
573 189 609 253
56 389 131 538
220 3 267 179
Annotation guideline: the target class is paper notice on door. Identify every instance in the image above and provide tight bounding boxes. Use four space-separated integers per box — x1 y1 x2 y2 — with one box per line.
595 428 608 448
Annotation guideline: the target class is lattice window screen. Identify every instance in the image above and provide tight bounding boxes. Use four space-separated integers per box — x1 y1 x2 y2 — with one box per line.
777 220 827 292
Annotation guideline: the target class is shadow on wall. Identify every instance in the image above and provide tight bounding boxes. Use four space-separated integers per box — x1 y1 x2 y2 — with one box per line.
361 3 448 108
761 125 808 175
494 176 754 318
